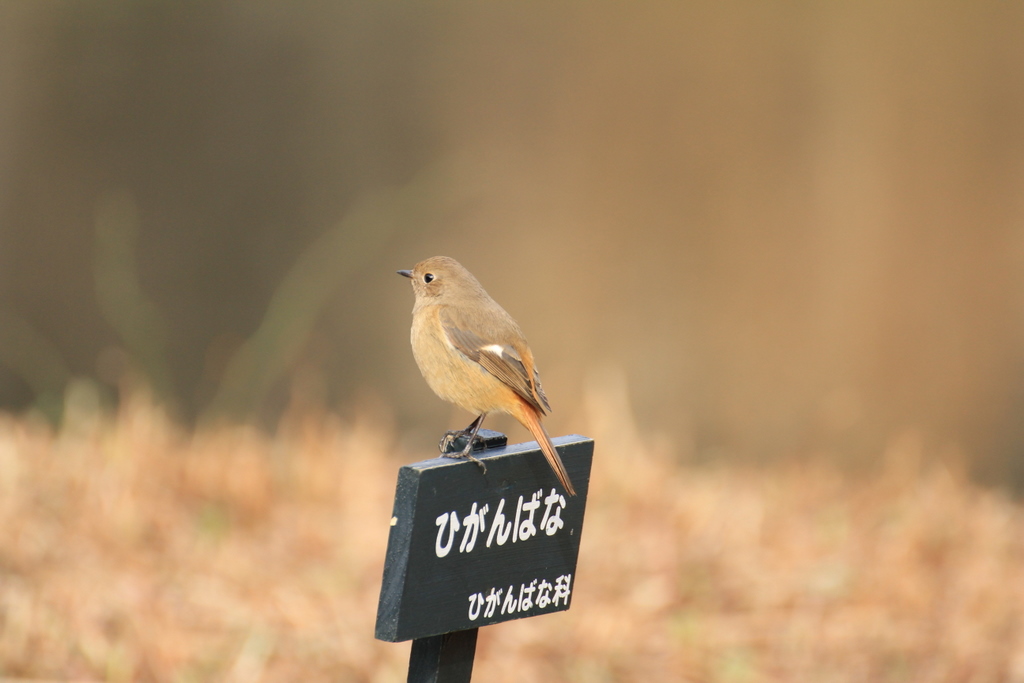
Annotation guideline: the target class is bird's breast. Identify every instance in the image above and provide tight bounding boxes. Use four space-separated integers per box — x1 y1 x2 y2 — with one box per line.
410 307 513 414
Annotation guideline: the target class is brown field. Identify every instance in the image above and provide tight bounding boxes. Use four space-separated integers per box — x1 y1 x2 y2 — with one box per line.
2 386 1023 683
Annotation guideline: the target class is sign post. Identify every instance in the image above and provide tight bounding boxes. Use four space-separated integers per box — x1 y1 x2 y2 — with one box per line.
375 430 594 682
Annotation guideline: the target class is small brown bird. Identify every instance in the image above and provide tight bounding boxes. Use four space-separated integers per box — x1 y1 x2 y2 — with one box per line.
398 256 576 496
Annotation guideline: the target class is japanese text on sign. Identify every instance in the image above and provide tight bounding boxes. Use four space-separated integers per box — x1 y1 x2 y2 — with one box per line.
467 574 573 621
433 488 569 558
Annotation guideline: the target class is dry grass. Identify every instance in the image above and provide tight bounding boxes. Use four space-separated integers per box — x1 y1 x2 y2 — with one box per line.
2 384 1024 682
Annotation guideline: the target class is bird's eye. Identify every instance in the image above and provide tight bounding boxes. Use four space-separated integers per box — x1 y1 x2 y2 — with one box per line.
423 273 435 283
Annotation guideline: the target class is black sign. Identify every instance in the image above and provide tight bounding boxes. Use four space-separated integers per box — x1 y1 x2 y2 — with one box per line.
375 433 594 642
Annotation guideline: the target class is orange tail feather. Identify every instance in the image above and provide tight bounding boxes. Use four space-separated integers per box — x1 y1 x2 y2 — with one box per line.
514 401 576 496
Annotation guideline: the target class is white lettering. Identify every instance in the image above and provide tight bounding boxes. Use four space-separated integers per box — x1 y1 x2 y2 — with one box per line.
552 574 572 607
435 511 460 557
540 489 566 536
467 592 484 620
467 574 573 619
486 498 514 547
517 490 542 541
459 502 489 553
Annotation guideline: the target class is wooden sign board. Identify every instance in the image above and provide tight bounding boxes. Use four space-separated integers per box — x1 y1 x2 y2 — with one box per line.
375 432 594 643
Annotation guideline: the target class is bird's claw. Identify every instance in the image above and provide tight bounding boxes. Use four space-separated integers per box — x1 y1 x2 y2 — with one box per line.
438 430 484 454
439 431 488 474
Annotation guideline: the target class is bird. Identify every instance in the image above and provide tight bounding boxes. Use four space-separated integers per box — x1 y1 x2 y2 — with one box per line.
398 256 576 496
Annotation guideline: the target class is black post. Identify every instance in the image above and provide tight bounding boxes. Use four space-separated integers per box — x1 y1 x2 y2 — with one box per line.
405 430 505 683
407 628 479 683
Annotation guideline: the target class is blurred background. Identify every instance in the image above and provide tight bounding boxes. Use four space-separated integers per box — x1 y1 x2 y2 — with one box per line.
5 2 1024 681
3 1 1024 482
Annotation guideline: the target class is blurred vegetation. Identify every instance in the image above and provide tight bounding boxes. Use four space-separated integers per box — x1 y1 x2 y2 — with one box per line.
1 382 1022 681
2 1 1024 483
94 189 174 404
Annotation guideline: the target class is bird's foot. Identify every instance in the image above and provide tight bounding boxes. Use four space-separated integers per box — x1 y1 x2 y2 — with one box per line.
438 429 485 454
439 431 488 474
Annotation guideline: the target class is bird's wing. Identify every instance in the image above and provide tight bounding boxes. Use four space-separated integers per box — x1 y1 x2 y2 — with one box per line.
440 309 551 415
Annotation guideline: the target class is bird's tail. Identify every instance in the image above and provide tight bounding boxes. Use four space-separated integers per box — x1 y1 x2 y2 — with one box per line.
515 401 577 496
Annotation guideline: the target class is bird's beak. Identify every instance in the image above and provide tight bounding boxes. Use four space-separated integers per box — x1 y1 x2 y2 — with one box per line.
397 269 413 278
